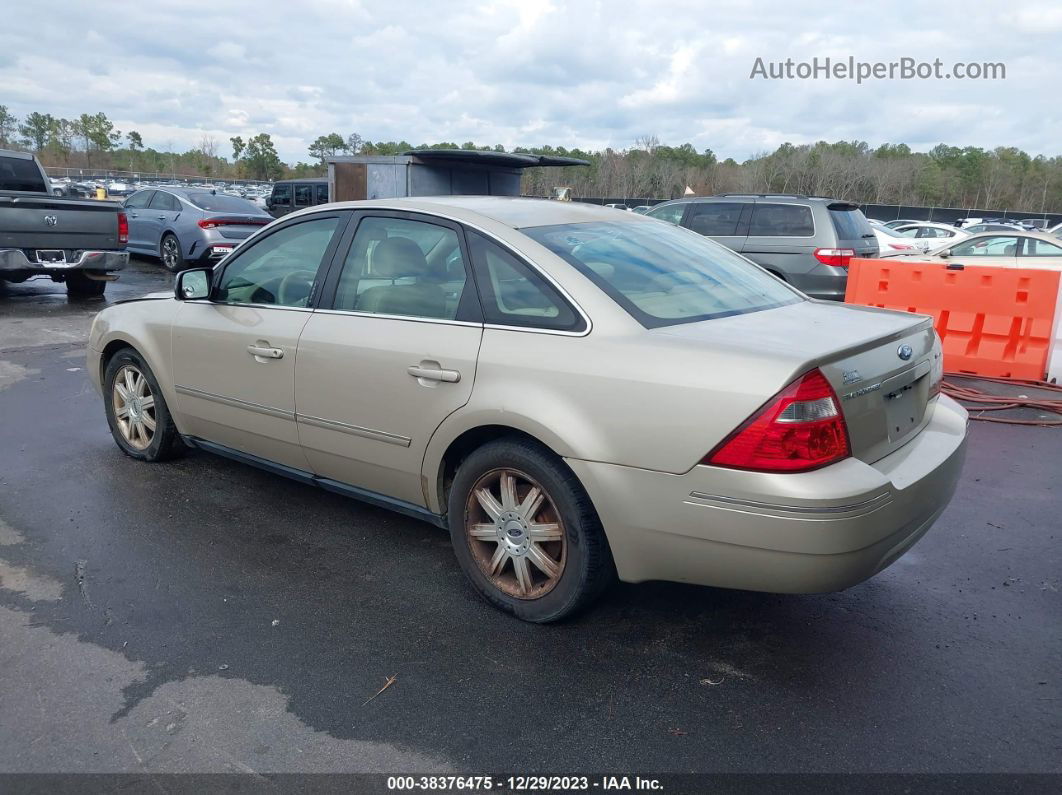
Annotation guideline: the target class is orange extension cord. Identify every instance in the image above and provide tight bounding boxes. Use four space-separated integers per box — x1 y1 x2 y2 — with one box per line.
942 375 1062 426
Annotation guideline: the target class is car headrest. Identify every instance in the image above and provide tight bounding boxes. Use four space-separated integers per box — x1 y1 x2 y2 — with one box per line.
372 237 428 278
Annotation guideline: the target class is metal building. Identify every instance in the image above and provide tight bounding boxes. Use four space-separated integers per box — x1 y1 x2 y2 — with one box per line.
327 149 588 202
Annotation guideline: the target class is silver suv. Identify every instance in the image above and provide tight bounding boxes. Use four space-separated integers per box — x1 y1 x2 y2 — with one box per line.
645 194 879 300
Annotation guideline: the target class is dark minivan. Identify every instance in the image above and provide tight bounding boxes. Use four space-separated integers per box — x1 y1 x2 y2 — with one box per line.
267 178 329 217
645 194 878 300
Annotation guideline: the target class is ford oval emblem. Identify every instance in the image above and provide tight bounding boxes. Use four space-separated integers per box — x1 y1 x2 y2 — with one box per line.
897 344 913 361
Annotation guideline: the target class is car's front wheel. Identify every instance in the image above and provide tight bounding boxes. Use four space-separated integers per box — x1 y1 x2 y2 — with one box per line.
447 437 613 622
103 349 186 461
160 233 185 272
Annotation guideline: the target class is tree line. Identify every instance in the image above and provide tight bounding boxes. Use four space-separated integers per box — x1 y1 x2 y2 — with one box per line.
3 107 1059 212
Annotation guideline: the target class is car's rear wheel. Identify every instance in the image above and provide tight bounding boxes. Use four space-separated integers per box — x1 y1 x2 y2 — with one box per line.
160 233 185 272
66 271 107 297
103 349 186 462
447 437 613 622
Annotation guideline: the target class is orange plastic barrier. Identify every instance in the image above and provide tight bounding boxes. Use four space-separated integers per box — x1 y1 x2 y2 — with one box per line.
844 258 1061 381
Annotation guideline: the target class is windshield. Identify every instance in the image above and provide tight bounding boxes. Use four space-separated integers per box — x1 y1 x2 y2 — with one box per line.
523 221 802 328
186 192 261 213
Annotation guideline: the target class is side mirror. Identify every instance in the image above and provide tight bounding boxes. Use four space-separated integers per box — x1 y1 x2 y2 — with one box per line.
175 268 212 300
938 249 950 259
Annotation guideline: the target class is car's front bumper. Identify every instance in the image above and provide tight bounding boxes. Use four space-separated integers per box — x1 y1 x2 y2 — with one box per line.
566 394 968 592
0 248 128 273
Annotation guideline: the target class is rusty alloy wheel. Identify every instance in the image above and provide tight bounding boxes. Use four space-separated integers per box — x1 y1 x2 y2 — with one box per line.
111 364 157 451
465 467 567 599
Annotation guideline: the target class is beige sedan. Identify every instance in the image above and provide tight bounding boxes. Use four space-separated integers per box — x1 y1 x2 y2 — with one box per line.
879 229 1062 268
88 197 968 622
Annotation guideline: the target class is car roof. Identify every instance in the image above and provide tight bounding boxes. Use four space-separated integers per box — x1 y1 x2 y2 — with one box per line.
312 196 656 229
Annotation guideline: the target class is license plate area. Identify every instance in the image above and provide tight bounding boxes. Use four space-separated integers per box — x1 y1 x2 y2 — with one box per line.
884 371 929 442
36 249 67 265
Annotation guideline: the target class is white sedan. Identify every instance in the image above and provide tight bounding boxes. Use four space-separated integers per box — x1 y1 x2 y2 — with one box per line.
868 221 919 255
891 222 969 252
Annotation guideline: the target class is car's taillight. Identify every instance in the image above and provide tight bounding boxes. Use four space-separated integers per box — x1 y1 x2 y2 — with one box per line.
888 243 915 250
198 218 269 229
813 247 855 267
703 369 850 473
117 211 129 246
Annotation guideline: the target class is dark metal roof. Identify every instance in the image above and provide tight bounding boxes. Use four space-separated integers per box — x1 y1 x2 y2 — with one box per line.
404 149 589 169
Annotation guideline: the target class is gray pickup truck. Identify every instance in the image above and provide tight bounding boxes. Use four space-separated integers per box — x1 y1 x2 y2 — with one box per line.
0 149 128 297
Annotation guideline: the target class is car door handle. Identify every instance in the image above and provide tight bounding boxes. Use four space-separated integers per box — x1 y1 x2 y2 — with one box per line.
247 344 284 359
157 215 167 220
407 364 461 383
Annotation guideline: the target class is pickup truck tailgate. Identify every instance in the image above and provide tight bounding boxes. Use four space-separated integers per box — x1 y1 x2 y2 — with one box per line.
0 192 122 250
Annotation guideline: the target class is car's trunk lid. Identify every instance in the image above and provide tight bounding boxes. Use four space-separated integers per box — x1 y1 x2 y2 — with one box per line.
654 300 939 464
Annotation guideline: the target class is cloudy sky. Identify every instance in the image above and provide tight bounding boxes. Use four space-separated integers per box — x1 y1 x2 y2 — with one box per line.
2 0 1060 163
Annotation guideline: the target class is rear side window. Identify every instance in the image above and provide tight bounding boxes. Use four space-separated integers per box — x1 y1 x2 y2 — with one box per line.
148 192 180 211
332 216 469 321
828 207 874 241
685 202 745 236
749 203 814 237
1023 238 1062 256
0 156 48 192
467 231 583 331
294 184 314 207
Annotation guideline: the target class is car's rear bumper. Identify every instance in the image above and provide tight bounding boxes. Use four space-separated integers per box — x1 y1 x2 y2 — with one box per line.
566 394 968 592
0 248 128 273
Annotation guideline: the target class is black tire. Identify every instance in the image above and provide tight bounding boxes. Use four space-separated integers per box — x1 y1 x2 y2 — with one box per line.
447 437 614 622
160 233 185 272
66 271 107 297
103 348 186 462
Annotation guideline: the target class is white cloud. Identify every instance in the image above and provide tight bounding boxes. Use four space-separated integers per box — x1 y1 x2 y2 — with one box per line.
0 0 1052 163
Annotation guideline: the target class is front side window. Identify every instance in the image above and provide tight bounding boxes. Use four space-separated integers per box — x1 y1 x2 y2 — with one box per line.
467 232 582 331
685 202 745 236
950 236 1020 256
524 221 801 329
316 184 329 203
215 216 340 306
645 202 686 225
123 190 154 209
332 216 468 320
749 203 814 237
271 184 292 206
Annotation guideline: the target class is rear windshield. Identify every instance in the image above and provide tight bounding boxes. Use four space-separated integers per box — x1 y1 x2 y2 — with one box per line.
0 156 48 192
829 207 874 241
524 221 801 329
186 192 260 213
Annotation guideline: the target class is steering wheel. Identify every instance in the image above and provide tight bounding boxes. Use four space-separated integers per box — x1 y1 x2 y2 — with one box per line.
277 269 317 307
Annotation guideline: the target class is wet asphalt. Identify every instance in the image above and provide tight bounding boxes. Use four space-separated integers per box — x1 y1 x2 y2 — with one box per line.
0 261 1058 775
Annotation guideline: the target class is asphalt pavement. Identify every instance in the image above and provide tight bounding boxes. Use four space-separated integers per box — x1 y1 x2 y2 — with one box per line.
0 260 1058 776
